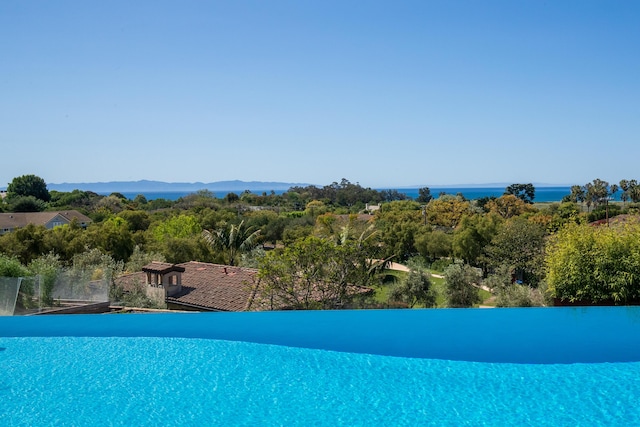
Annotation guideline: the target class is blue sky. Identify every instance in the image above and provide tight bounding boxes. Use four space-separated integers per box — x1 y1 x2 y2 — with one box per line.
1 1 639 188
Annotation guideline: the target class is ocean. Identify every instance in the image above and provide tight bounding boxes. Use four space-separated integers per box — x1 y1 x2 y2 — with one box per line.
107 186 576 202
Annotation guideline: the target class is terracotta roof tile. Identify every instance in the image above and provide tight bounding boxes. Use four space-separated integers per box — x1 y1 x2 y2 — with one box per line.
167 262 259 311
116 260 373 312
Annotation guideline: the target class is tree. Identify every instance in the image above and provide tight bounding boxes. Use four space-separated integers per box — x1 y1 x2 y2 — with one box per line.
504 183 535 204
125 245 166 273
485 194 535 219
202 220 261 266
443 263 481 308
256 236 382 310
484 216 546 287
414 229 453 261
619 179 640 204
152 214 201 242
6 174 51 202
43 221 88 262
374 201 423 261
9 195 47 212
583 178 613 211
29 252 63 306
389 264 436 308
416 187 433 203
563 185 585 204
118 210 151 232
483 264 545 307
0 223 47 265
0 254 34 311
546 222 640 304
424 195 471 229
0 254 30 277
225 192 240 203
89 217 134 262
452 213 502 266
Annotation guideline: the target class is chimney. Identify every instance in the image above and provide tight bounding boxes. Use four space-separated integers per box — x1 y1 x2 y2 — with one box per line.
223 267 228 274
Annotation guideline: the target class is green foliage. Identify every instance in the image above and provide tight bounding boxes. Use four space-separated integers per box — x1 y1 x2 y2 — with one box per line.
415 229 453 261
0 223 47 265
484 264 544 307
546 222 640 303
495 284 545 307
504 183 535 204
416 187 433 203
424 195 471 229
71 248 124 301
388 263 436 308
452 213 502 265
152 214 201 242
158 237 208 264
544 202 583 231
288 179 384 209
202 220 261 266
587 204 622 223
375 201 423 261
484 217 546 286
619 179 640 204
0 254 30 277
89 217 134 262
7 174 51 202
49 189 102 210
112 278 166 309
125 245 166 273
485 194 536 219
28 253 62 306
569 178 618 211
0 254 35 309
118 210 151 232
443 262 481 308
257 236 382 310
429 258 454 273
224 192 240 203
94 195 126 213
8 195 47 212
43 221 87 263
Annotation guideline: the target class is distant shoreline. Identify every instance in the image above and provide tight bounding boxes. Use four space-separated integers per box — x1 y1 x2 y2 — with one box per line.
93 186 576 203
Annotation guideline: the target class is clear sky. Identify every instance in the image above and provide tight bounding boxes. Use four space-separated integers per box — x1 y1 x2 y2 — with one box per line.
1 1 639 189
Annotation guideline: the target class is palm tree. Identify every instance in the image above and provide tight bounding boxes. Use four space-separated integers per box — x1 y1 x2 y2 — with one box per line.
202 220 261 266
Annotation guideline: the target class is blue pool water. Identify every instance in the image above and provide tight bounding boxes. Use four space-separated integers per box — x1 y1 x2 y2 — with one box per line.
1 308 640 425
1 336 639 426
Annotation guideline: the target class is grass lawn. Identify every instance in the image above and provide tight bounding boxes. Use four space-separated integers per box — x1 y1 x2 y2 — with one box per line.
373 268 495 308
372 270 406 305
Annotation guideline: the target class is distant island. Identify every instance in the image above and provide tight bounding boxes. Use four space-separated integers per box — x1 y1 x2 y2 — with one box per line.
46 180 312 193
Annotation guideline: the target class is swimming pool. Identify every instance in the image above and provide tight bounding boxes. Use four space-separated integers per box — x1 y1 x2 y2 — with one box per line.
1 307 640 425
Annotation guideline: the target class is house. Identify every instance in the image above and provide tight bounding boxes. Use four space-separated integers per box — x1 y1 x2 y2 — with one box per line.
116 260 373 312
364 203 381 214
0 210 92 235
117 261 262 312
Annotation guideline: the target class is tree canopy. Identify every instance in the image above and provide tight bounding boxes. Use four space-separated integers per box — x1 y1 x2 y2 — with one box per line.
7 174 51 202
504 183 535 204
546 222 640 304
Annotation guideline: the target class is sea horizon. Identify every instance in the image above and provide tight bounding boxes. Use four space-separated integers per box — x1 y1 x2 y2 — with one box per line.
101 186 580 203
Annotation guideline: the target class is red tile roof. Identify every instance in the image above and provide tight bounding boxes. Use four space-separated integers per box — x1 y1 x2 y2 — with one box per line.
116 261 259 312
167 262 259 311
116 260 373 312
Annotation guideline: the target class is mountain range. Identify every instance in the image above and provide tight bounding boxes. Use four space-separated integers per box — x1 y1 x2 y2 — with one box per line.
47 180 312 193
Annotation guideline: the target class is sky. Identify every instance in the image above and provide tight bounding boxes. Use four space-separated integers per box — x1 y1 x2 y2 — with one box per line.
1 1 639 189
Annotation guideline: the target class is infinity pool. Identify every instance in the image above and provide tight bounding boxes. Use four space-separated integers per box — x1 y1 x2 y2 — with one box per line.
1 308 640 426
